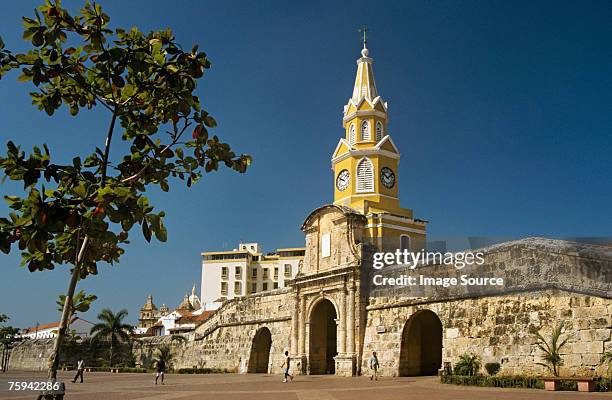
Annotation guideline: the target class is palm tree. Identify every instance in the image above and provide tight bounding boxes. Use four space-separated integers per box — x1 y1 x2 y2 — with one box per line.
454 354 481 376
154 344 173 370
90 309 133 367
534 322 570 377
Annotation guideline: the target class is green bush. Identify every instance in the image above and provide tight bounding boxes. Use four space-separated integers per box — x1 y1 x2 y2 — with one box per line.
441 374 543 389
441 375 612 392
597 377 612 392
118 367 148 373
176 367 230 374
484 362 501 376
454 354 481 376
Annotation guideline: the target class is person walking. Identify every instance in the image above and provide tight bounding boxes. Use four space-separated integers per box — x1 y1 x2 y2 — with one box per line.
281 351 293 383
72 358 85 383
369 351 379 381
155 358 166 385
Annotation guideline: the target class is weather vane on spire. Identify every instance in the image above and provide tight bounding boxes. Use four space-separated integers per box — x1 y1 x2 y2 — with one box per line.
358 26 368 49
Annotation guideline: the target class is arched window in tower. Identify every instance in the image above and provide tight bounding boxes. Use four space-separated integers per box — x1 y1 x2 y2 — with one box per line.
376 121 383 141
356 157 374 192
361 120 371 141
349 123 356 144
400 235 411 252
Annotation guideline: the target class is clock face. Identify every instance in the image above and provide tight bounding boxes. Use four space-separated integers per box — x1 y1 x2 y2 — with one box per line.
336 169 350 191
380 167 396 189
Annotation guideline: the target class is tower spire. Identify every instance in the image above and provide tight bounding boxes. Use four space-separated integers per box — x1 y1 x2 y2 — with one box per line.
348 28 379 106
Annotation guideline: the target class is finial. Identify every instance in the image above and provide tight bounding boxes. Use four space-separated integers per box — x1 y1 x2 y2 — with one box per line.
358 26 369 57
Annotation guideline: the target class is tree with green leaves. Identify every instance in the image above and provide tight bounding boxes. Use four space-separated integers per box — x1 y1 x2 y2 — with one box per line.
90 308 133 367
0 0 250 382
534 322 570 377
56 290 97 321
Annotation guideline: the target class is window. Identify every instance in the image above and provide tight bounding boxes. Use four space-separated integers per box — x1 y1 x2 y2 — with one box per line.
234 281 241 295
263 282 268 291
221 267 228 279
273 267 279 279
251 282 257 293
284 264 292 277
376 121 383 141
273 282 279 289
263 269 269 279
361 120 370 141
203 253 247 261
400 235 411 252
356 157 374 192
252 255 259 261
321 233 331 258
251 268 257 278
235 266 242 279
221 282 228 295
349 123 356 144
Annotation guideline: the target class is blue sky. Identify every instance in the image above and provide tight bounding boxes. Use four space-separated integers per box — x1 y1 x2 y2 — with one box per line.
1 0 611 328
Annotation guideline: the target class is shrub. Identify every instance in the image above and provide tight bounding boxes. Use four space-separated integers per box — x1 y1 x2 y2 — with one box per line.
485 362 501 376
441 375 612 392
176 367 230 374
454 354 481 376
118 367 148 373
533 322 570 377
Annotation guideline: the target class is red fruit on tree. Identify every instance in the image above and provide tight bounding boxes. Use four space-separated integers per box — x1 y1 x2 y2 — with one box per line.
92 206 105 217
192 125 202 139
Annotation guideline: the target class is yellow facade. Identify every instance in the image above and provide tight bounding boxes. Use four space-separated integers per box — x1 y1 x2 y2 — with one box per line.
331 46 427 252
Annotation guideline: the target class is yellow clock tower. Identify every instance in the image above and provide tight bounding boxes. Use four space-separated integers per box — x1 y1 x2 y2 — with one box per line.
331 41 427 252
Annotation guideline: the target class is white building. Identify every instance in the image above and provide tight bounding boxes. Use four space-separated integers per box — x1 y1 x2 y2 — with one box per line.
21 317 95 339
135 286 213 336
200 242 304 310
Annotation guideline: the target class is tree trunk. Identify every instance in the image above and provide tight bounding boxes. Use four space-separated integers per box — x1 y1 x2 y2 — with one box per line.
109 337 114 368
46 237 89 381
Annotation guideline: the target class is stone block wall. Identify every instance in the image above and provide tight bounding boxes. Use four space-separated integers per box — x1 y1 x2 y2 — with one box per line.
7 339 54 371
363 291 611 377
133 288 294 373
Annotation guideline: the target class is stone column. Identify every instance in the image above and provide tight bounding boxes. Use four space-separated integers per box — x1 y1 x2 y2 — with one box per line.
298 295 306 356
291 295 299 355
339 288 346 354
347 286 355 354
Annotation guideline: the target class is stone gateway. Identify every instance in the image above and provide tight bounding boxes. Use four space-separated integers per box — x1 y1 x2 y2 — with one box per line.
130 43 611 378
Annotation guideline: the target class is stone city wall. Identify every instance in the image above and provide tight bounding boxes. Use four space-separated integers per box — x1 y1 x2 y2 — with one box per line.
361 238 612 376
363 291 611 377
133 288 294 373
7 339 54 371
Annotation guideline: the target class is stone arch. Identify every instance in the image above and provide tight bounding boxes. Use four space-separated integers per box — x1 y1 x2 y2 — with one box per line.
308 297 339 374
399 309 443 376
247 327 272 373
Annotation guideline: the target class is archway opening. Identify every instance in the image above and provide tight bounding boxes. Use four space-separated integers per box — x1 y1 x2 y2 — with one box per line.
309 299 337 374
248 327 272 373
399 310 442 376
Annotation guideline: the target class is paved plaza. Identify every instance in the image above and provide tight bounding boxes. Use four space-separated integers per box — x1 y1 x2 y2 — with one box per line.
1 371 611 400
